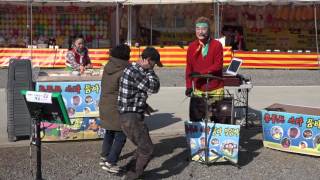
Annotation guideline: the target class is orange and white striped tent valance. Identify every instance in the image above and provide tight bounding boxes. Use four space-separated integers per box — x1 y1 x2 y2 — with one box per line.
129 46 233 67
0 46 232 68
0 48 109 68
234 51 320 70
0 47 319 69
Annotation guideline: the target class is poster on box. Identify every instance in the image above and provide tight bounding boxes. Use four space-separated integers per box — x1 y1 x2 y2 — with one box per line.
261 110 320 156
40 117 105 141
36 81 105 141
36 81 101 118
185 121 240 164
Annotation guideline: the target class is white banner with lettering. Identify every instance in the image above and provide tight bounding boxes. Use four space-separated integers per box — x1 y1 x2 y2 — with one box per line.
26 91 52 104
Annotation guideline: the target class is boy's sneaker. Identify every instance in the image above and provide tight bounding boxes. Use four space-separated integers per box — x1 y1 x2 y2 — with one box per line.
102 162 122 174
99 157 107 166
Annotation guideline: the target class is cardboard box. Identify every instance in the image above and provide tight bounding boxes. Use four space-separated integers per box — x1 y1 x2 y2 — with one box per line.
261 103 320 156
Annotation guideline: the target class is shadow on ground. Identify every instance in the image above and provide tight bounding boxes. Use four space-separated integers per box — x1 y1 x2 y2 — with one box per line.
237 106 263 167
144 136 190 179
123 109 263 178
144 113 182 131
118 112 188 179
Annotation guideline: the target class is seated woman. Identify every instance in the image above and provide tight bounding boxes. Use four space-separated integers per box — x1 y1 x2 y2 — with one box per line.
65 37 92 73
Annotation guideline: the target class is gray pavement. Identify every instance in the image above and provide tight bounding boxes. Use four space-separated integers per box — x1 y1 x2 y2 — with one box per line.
0 129 319 180
0 89 7 143
0 68 320 88
146 86 320 135
155 67 320 87
0 86 320 179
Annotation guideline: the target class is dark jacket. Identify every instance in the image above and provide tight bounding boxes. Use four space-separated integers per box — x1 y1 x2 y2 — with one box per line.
99 57 129 131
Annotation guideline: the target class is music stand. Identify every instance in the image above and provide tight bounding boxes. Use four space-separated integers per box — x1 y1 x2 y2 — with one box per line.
189 74 237 167
190 74 222 165
20 90 70 180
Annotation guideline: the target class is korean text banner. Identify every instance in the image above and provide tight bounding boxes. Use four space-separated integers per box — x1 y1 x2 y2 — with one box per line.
36 81 101 118
261 110 320 156
185 121 240 164
35 81 104 141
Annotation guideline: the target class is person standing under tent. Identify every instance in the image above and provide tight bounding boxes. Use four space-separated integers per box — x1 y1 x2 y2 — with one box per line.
65 36 92 74
233 29 245 51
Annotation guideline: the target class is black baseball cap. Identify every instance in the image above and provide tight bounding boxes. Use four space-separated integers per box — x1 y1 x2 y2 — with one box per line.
141 47 163 67
110 44 131 61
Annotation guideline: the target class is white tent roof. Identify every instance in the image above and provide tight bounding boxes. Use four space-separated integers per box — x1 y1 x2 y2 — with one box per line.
217 0 319 5
0 0 319 5
0 0 119 6
124 0 320 5
124 0 213 5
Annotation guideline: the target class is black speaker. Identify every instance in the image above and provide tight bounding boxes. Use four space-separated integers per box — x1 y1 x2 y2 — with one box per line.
7 59 34 141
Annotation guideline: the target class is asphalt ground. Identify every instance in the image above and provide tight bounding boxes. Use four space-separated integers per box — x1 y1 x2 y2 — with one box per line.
0 67 320 88
1 128 320 180
0 67 320 179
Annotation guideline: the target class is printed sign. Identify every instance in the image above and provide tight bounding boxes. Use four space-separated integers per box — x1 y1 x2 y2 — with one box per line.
26 91 52 104
36 81 104 141
40 117 105 141
36 81 101 118
185 121 240 164
261 110 320 156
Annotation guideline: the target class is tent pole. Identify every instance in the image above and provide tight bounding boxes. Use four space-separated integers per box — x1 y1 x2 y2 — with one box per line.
127 4 132 46
116 2 120 45
150 16 153 46
26 0 29 47
314 3 320 69
213 0 220 39
29 0 33 63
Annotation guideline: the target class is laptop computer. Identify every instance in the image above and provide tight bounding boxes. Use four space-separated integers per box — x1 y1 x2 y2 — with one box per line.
225 57 243 76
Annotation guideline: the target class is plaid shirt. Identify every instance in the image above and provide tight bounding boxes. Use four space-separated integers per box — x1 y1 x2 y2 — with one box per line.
118 63 160 113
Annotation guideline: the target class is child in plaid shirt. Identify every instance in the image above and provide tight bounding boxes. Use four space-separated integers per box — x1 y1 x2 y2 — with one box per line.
118 47 162 180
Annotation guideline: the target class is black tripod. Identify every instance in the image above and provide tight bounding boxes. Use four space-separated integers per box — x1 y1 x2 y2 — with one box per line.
30 108 44 180
190 74 222 164
21 90 70 180
189 74 239 167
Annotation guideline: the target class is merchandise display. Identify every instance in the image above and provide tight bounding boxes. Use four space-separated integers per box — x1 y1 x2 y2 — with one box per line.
0 5 112 48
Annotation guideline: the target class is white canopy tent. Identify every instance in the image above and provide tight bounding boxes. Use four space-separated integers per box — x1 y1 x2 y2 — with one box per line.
2 0 319 5
122 0 320 5
0 0 120 6
0 1 319 60
121 0 319 68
